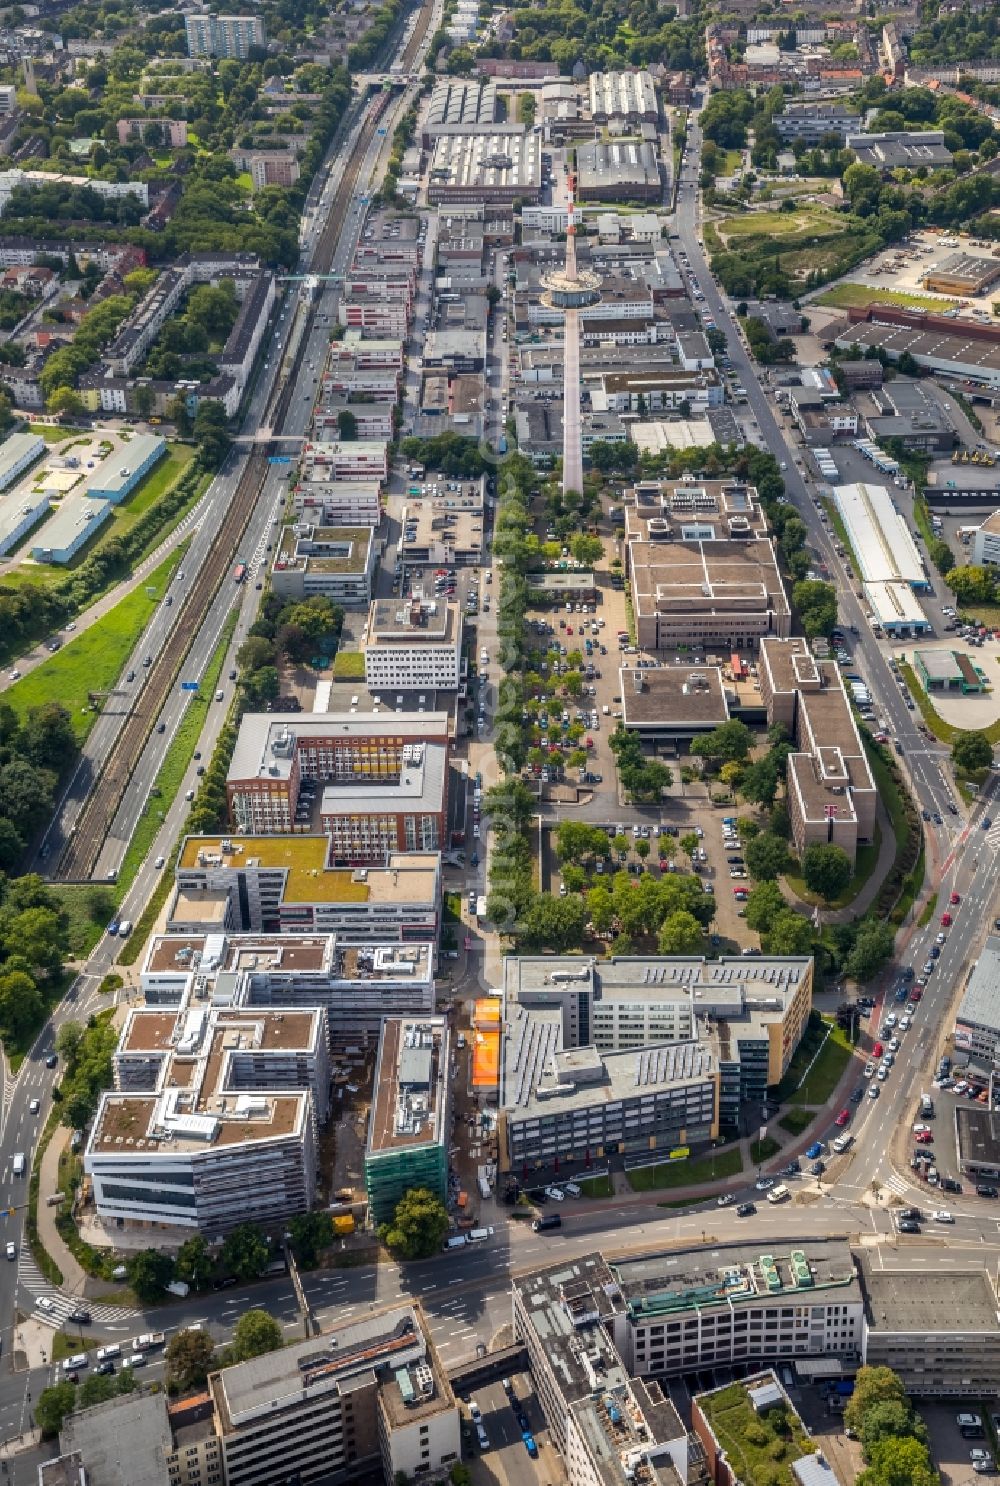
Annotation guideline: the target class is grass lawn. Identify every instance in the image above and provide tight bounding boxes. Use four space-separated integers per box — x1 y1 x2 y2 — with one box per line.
28 423 88 444
49 881 119 957
896 660 956 743
750 1136 780 1163
713 149 742 176
51 1331 102 1363
785 822 881 909
6 543 187 742
626 1146 742 1192
779 1107 813 1136
868 742 910 851
332 651 365 680
578 1174 613 1199
717 205 839 240
813 282 959 312
773 1015 853 1105
115 609 238 895
121 445 195 517
443 891 462 923
699 1382 816 1486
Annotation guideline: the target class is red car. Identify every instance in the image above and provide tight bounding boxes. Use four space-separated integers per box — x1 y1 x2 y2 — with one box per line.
873 1041 884 1057
911 986 923 1000
915 1130 933 1144
835 1108 851 1127
950 892 961 905
941 912 952 927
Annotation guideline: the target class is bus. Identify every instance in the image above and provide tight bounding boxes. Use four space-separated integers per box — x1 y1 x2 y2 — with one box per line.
233 561 247 584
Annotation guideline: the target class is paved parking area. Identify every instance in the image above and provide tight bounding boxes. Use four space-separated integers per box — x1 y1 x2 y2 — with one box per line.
921 1403 996 1486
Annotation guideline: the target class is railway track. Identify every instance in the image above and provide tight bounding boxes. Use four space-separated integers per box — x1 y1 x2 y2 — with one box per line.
53 3 436 882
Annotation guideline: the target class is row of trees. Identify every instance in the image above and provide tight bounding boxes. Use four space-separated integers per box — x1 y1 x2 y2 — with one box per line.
0 870 70 1046
845 1366 938 1486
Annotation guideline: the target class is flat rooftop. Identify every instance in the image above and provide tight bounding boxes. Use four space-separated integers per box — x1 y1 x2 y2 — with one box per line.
956 1104 1000 1170
366 598 460 646
629 537 789 620
228 711 450 783
614 1238 860 1318
369 1015 448 1153
924 252 1000 290
620 664 731 729
145 932 333 976
859 1255 1000 1334
320 741 446 815
837 320 1000 382
178 837 440 906
957 934 1000 1031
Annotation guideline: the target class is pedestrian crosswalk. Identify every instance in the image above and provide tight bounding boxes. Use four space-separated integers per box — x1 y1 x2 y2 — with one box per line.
986 822 1000 855
18 1252 134 1325
883 1171 910 1198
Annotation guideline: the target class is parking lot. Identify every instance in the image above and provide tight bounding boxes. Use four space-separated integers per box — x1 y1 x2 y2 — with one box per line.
921 1403 999 1485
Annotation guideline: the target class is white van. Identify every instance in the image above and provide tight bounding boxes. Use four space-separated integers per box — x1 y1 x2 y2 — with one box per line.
831 1133 854 1154
117 920 131 937
96 1344 121 1362
12 1153 25 1177
767 1184 790 1204
63 1354 88 1373
443 1234 469 1250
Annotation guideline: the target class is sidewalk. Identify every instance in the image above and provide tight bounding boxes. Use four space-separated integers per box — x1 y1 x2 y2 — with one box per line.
36 1126 88 1297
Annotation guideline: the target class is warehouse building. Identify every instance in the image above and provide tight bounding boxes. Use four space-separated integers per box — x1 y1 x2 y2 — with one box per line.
588 69 659 125
834 306 1000 392
427 133 542 205
84 433 167 503
759 638 876 867
864 580 933 637
576 139 660 202
0 429 44 492
423 77 501 144
922 252 1000 298
831 480 928 589
0 489 49 557
30 492 113 563
172 838 442 943
365 1015 451 1223
864 380 955 454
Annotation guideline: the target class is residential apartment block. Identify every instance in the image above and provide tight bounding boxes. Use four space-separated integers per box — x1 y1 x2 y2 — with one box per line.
365 1016 451 1223
226 711 450 835
759 637 876 866
85 993 328 1233
172 838 441 943
184 13 266 57
363 598 464 692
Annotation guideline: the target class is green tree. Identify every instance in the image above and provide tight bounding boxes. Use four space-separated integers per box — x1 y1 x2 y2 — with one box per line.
844 1366 908 1434
0 971 43 1039
952 729 992 773
740 757 782 808
745 832 790 882
766 909 815 956
221 1222 269 1282
587 885 615 935
744 881 786 933
801 843 853 902
35 1381 77 1437
380 1187 450 1260
679 832 699 862
657 910 705 955
55 1021 84 1064
613 832 630 858
46 385 85 417
860 1435 937 1486
570 533 604 567
690 719 753 764
126 1248 175 1303
948 565 996 605
230 1308 284 1362
844 919 895 984
860 1398 926 1458
792 578 838 638
288 1210 333 1268
337 408 358 441
175 1235 213 1290
166 1328 216 1392
521 893 588 951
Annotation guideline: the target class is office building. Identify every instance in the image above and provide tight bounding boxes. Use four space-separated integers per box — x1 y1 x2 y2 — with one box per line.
184 12 266 58
955 933 1000 1063
511 1251 691 1481
774 100 857 141
270 523 377 605
226 711 450 835
173 838 441 943
365 1015 451 1223
141 932 435 1052
363 598 464 691
759 638 876 867
502 953 813 1144
620 663 735 747
49 1391 221 1486
209 1305 460 1486
318 742 448 859
626 509 790 652
86 991 328 1233
858 1255 1000 1396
